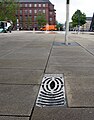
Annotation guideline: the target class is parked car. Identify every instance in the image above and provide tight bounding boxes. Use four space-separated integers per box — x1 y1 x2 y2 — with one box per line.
0 21 12 33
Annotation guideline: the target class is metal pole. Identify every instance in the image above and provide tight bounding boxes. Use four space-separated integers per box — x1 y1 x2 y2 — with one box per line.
65 0 70 45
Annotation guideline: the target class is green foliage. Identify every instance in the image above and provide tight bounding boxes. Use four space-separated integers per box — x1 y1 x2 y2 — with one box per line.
0 0 19 23
56 21 63 30
36 13 47 28
71 9 86 27
56 21 62 28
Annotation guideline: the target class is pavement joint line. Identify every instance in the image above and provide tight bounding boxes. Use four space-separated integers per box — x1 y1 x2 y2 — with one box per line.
29 86 41 120
0 67 44 70
0 115 30 117
29 106 35 120
63 74 69 108
0 68 44 71
0 83 40 85
77 42 94 57
43 35 56 74
69 106 94 108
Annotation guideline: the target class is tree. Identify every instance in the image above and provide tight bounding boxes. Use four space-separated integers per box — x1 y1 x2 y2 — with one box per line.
56 21 63 31
71 9 86 27
36 13 47 29
0 0 19 24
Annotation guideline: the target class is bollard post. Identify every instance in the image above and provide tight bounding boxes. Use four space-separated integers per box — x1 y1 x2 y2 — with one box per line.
65 0 70 45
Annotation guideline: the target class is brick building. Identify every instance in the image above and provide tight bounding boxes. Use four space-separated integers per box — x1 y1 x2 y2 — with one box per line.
16 0 56 30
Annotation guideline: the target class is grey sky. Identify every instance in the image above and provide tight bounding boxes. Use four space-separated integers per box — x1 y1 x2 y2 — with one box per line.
50 0 94 23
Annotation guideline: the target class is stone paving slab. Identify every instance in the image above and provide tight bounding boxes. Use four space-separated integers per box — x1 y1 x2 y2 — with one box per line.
46 65 94 76
51 48 89 57
0 85 39 116
0 116 29 120
0 41 31 51
23 41 53 47
48 56 94 66
1 47 50 59
0 50 13 58
13 47 50 54
0 59 46 69
31 107 94 120
48 62 94 67
0 69 43 84
1 52 49 60
69 34 94 55
65 77 94 107
23 44 52 48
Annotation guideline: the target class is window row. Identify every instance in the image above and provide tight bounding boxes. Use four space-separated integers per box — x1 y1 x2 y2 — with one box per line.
19 16 52 22
19 9 46 14
19 16 38 21
20 16 32 21
20 3 46 8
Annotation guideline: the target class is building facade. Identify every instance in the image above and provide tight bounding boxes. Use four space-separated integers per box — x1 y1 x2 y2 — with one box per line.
80 17 92 31
16 0 56 30
90 13 94 31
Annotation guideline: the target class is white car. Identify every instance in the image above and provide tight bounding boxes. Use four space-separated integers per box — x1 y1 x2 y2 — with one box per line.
0 21 12 33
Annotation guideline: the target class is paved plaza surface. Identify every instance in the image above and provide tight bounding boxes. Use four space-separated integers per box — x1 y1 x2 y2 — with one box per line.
0 31 94 120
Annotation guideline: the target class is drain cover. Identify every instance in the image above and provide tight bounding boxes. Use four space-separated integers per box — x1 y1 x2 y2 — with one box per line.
36 74 66 107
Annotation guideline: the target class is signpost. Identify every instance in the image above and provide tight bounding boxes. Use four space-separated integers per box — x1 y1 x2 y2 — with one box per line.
65 0 70 45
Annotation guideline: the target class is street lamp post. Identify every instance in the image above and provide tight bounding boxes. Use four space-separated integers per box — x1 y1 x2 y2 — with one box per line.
65 0 70 45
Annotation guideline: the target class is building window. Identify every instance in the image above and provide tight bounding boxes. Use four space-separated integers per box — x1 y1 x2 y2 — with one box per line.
29 10 32 14
29 16 32 20
20 10 22 15
50 18 52 21
34 9 37 14
25 4 28 7
20 16 22 21
34 4 37 7
50 12 52 15
43 4 46 7
25 10 28 14
29 4 32 7
43 9 45 13
25 16 28 21
39 4 41 7
34 16 37 21
20 4 22 7
38 9 42 13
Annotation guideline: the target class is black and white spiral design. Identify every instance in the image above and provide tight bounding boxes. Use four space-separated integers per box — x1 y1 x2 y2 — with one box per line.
36 74 66 107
